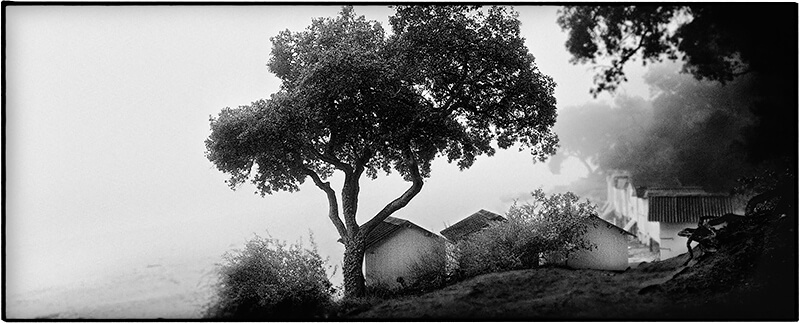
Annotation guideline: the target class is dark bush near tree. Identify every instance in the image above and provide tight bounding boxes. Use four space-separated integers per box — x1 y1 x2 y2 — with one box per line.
456 190 596 278
203 234 335 319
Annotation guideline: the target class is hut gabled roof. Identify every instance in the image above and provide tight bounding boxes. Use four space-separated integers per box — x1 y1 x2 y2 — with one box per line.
440 209 505 242
365 216 440 249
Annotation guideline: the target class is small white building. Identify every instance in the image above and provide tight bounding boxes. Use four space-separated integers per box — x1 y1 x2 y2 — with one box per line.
548 215 634 271
364 217 445 288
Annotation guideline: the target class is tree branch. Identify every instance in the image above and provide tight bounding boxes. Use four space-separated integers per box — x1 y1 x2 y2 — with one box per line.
341 148 374 233
614 25 651 70
579 156 597 176
317 131 355 174
361 148 425 233
313 149 354 174
353 148 373 177
303 168 349 241
731 69 752 77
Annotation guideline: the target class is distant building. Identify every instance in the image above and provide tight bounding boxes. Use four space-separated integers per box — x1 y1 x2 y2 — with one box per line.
603 170 745 260
364 216 445 288
646 188 744 259
440 209 505 242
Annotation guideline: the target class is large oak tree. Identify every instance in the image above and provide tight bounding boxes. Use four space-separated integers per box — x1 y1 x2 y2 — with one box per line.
205 6 558 298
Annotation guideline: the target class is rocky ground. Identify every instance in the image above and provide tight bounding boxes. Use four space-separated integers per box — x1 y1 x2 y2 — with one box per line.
353 206 798 320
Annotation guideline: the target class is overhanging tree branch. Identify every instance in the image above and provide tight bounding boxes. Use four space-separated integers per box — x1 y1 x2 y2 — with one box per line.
313 149 354 174
362 148 424 233
303 168 349 241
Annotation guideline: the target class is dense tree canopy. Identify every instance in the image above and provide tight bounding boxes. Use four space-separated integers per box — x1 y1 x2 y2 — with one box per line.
552 63 762 192
558 4 797 168
557 5 796 94
206 6 558 298
599 64 758 190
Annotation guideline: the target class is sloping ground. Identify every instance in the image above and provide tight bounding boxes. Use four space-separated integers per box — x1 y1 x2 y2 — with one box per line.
355 207 797 320
8 255 218 319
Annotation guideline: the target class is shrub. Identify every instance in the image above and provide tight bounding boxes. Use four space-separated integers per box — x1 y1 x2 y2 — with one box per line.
203 234 335 319
404 243 449 293
456 189 596 278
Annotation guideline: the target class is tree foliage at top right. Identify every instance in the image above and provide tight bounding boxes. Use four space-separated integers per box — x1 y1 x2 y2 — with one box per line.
557 4 797 166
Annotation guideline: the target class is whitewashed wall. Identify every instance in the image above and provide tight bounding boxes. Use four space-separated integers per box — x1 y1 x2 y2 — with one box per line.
565 219 630 271
364 228 444 288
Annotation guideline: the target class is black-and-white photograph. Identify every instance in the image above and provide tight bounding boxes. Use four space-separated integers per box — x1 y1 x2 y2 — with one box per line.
4 3 797 320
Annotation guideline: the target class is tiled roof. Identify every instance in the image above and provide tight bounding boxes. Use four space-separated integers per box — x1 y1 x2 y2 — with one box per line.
364 216 439 249
588 215 635 237
645 187 709 197
440 209 505 241
647 192 741 223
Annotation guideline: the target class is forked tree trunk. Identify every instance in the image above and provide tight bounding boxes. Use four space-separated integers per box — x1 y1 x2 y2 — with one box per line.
306 149 422 299
342 231 367 299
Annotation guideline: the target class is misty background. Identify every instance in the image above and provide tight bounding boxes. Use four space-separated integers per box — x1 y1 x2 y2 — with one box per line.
5 5 766 318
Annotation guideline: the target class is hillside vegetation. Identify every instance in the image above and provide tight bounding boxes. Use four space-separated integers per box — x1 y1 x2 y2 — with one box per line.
353 195 797 320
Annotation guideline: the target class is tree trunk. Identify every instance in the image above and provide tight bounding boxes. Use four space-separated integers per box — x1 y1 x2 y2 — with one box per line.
342 231 367 299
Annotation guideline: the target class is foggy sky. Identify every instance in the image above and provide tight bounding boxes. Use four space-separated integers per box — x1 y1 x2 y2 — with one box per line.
5 4 650 302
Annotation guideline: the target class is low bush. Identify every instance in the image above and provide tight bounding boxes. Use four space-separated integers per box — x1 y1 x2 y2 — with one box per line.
203 234 335 319
456 189 596 278
404 244 449 293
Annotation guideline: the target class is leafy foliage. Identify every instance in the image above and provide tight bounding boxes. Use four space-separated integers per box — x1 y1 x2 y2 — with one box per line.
557 4 797 165
557 5 795 95
206 5 560 298
456 190 596 278
203 234 334 319
206 5 558 195
597 63 757 191
554 62 765 192
557 6 685 96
